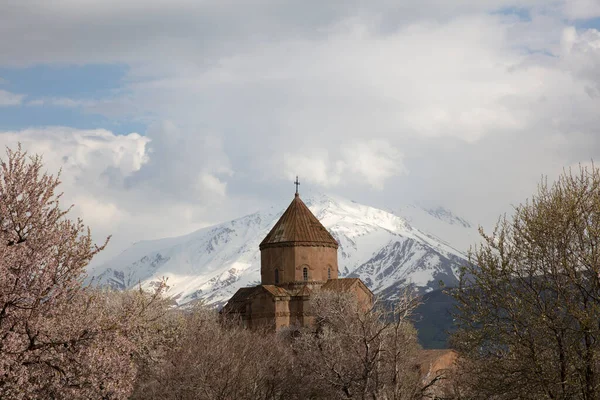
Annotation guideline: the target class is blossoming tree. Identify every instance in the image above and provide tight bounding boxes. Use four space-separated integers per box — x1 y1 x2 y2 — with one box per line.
0 146 167 399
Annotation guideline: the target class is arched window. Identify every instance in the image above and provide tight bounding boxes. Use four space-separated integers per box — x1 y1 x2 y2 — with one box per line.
274 268 279 284
328 267 331 279
303 267 308 281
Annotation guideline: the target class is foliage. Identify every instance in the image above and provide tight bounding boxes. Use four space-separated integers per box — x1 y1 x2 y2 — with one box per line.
0 146 169 399
294 289 425 400
134 288 446 400
132 305 295 400
452 164 600 399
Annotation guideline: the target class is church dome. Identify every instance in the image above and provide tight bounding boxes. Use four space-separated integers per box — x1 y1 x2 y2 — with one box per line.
259 193 338 250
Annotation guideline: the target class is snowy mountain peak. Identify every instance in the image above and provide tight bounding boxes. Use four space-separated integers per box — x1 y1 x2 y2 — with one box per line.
425 206 472 228
88 195 477 305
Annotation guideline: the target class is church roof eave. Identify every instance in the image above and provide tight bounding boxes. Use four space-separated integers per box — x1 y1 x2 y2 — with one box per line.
259 240 338 250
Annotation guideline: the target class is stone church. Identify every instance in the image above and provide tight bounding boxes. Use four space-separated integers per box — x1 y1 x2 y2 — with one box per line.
222 187 373 330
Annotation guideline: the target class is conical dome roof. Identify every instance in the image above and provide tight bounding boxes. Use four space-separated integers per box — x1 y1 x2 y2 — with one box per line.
259 194 338 250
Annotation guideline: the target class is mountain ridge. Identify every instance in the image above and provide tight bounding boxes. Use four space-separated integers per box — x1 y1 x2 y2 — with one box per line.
87 194 478 305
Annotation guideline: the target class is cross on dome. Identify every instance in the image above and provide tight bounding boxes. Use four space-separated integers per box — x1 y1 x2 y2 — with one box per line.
294 176 300 195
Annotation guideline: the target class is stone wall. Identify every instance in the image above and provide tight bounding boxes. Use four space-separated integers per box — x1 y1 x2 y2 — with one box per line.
246 291 292 330
261 245 338 285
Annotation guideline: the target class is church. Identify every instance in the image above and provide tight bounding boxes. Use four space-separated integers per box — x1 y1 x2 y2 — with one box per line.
222 182 373 330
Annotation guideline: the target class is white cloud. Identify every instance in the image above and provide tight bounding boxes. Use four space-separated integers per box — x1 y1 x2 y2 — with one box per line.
0 0 580 67
0 127 149 177
0 127 238 263
0 128 146 252
281 140 404 190
563 0 600 19
197 172 228 197
342 140 405 190
0 0 599 254
107 12 594 149
560 27 600 97
124 121 233 202
26 97 91 108
72 195 126 231
96 12 599 229
0 89 24 106
282 151 345 188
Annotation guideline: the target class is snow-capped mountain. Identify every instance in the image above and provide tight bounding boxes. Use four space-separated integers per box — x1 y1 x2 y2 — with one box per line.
396 204 481 257
87 194 478 305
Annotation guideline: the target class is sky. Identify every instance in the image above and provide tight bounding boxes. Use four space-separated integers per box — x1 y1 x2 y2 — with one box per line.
0 0 599 264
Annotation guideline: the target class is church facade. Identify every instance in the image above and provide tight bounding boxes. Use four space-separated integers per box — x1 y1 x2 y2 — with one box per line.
222 190 373 331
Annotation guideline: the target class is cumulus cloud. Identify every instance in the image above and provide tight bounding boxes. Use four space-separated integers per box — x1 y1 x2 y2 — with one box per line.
125 121 233 201
0 126 242 264
0 128 148 231
72 195 126 231
0 127 149 178
342 140 405 190
281 140 404 190
282 151 345 188
561 27 600 96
